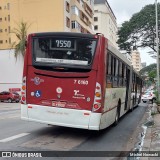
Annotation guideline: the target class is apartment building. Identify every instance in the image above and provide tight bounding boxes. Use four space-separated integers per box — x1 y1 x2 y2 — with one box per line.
0 0 94 50
94 0 118 48
131 50 142 72
0 0 94 91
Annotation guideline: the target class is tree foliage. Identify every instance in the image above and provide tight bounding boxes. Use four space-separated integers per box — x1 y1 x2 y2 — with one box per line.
140 63 156 75
118 4 160 53
11 21 30 59
140 63 157 86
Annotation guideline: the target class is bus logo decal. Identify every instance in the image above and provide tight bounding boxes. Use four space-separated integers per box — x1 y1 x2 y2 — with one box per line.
31 77 44 85
73 90 85 99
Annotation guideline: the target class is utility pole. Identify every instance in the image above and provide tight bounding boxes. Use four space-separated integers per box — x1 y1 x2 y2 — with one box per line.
155 0 160 101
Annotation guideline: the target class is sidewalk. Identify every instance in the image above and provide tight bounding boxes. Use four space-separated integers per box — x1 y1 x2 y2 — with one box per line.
141 103 160 160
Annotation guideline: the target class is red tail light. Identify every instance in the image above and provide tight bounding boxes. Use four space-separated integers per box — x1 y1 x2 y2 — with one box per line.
93 82 102 112
21 77 26 104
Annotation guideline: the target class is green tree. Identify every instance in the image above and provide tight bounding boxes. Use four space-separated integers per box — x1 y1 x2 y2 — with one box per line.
118 4 160 53
148 70 156 82
11 21 30 59
140 63 156 75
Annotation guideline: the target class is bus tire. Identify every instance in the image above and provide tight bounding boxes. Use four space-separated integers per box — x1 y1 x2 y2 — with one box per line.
137 96 141 106
114 111 119 126
131 97 135 112
114 103 120 126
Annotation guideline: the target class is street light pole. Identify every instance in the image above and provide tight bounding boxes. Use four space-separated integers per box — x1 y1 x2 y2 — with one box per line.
155 0 160 101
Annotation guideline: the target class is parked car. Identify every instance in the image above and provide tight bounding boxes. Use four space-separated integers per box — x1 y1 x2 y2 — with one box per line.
0 91 20 103
141 91 156 103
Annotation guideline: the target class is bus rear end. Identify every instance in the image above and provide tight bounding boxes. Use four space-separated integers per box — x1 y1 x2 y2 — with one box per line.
21 32 106 130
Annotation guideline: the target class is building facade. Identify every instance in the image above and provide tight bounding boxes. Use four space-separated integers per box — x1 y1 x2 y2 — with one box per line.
0 0 94 91
141 62 147 69
0 0 94 50
94 0 118 48
131 50 142 72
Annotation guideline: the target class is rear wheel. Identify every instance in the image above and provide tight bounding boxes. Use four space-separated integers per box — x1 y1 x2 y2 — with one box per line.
114 103 120 126
130 97 134 112
114 111 119 125
138 96 141 105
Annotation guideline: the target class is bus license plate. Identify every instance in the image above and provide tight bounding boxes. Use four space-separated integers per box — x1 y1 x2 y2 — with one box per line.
52 101 66 108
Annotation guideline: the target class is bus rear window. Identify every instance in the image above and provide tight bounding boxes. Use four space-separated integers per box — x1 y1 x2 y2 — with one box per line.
33 37 97 66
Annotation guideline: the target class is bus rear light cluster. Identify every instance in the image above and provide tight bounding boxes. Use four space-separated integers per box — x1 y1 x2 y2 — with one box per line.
93 82 102 112
21 76 26 104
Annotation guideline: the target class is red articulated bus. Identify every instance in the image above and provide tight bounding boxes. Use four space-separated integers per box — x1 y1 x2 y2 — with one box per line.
21 32 143 130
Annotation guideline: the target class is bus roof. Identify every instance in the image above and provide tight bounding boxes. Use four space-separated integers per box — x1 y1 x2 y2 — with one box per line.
29 32 96 39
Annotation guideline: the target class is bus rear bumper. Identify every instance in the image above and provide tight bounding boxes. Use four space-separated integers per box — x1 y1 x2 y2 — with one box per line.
21 104 101 130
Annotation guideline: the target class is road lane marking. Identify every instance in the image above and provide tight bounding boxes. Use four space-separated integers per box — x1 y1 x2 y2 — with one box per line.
0 115 19 120
0 133 30 143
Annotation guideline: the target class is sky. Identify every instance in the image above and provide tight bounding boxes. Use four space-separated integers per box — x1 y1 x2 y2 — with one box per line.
107 0 156 65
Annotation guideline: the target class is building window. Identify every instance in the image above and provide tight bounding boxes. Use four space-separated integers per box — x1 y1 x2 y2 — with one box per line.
80 0 84 7
0 29 2 32
6 40 8 43
0 40 3 44
5 17 7 21
0 18 2 21
0 7 2 10
66 17 70 28
81 26 85 33
81 11 89 25
71 6 79 16
72 21 76 29
9 38 11 44
66 1 70 13
8 15 10 21
71 21 81 31
8 26 10 33
7 3 10 10
5 29 7 32
94 17 98 21
94 25 98 30
90 0 94 7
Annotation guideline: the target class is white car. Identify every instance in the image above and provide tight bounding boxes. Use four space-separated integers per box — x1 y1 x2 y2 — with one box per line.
141 91 156 103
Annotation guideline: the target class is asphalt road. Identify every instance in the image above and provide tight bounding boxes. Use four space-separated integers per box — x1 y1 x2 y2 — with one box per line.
0 102 148 160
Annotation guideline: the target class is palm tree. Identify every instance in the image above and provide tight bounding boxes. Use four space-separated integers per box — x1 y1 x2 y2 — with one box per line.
11 21 30 59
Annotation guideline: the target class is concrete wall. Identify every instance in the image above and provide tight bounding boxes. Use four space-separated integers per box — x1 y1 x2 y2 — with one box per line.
0 49 23 92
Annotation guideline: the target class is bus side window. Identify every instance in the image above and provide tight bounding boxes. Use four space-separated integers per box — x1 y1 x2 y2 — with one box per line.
113 58 118 87
106 52 112 88
132 73 135 92
119 61 122 87
123 65 126 87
